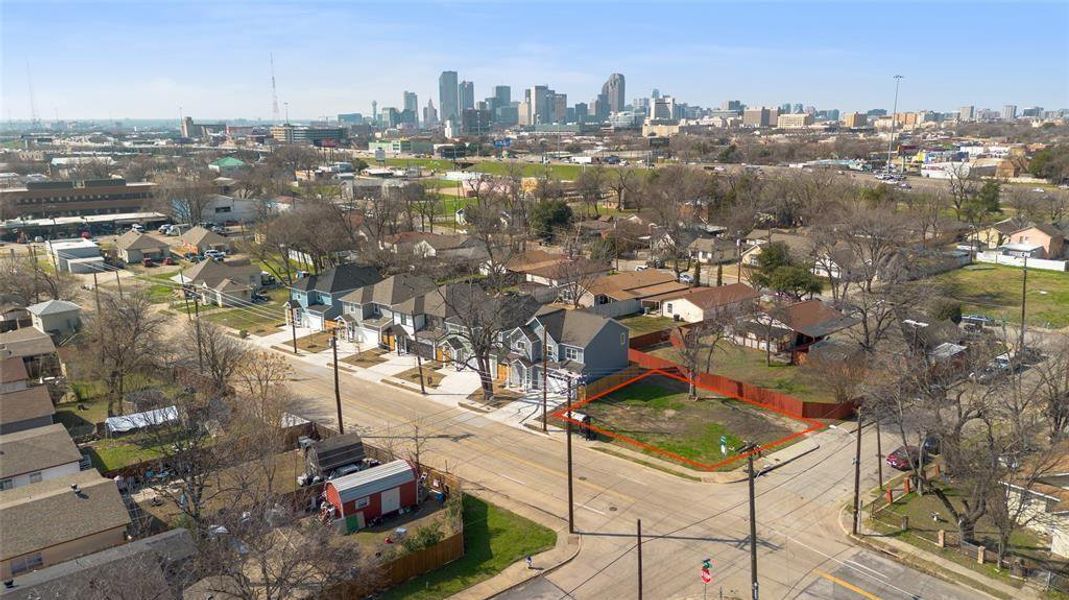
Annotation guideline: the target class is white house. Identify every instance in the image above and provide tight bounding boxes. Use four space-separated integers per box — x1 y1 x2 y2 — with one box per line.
0 424 82 491
658 284 758 323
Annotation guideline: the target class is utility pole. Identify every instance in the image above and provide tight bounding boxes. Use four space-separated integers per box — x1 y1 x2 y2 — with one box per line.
179 271 191 321
91 271 101 314
114 269 123 299
637 518 644 600
193 294 204 373
885 75 904 175
331 328 344 434
1019 255 1028 351
566 375 575 534
29 244 40 304
415 349 427 395
739 441 760 600
852 407 863 535
541 326 548 432
876 418 884 490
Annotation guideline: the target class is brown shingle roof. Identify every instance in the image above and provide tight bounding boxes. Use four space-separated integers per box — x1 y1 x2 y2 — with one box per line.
0 424 81 480
179 226 227 247
655 283 758 310
114 230 170 252
779 300 860 338
583 270 681 301
0 470 130 560
0 386 55 426
1 356 28 384
0 328 56 359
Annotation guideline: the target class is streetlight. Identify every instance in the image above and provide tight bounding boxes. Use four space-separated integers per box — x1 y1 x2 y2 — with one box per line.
885 75 904 175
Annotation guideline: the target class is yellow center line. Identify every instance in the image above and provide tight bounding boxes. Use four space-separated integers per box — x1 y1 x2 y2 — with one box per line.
814 570 881 600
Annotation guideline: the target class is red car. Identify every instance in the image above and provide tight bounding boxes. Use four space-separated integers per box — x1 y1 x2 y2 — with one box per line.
163 257 176 266
886 446 925 471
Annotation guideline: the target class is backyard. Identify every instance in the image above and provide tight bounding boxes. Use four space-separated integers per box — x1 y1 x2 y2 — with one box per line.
616 313 677 336
648 340 838 403
933 263 1069 329
379 495 556 599
576 375 805 470
201 287 290 335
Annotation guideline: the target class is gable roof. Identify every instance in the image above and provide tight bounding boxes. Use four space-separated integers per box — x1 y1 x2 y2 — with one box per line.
210 156 246 168
180 259 259 288
0 386 55 426
328 459 415 504
114 230 170 252
1 356 28 383
340 274 437 307
659 283 758 311
0 424 81 480
583 270 688 301
0 327 56 359
26 299 81 317
534 306 620 348
292 264 382 295
1011 223 1065 239
778 300 860 338
179 226 227 247
0 470 130 560
505 249 568 273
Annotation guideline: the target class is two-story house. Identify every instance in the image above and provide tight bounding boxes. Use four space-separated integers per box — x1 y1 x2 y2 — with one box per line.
336 274 437 350
287 264 382 331
502 306 629 394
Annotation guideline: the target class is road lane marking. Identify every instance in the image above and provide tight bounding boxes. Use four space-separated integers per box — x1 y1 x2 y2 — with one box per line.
814 570 881 600
844 559 888 580
579 504 606 515
500 474 526 485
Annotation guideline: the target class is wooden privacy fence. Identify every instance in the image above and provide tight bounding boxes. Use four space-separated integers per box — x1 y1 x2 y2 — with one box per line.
381 530 465 586
627 348 856 420
579 364 649 401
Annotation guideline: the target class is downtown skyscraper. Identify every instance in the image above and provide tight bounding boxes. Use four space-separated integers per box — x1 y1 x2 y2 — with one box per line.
602 73 626 114
439 70 459 124
459 81 475 111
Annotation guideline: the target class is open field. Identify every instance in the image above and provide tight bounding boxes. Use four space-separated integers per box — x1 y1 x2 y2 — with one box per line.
577 375 804 470
648 340 838 403
379 157 596 180
932 263 1069 329
379 495 556 600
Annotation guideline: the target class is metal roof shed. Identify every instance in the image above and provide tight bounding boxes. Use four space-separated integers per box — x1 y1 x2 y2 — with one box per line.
330 460 415 505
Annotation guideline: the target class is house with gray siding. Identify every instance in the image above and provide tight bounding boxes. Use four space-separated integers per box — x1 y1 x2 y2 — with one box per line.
502 306 629 394
287 264 382 331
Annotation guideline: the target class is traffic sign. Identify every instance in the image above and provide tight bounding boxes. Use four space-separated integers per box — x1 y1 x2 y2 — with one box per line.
700 568 712 584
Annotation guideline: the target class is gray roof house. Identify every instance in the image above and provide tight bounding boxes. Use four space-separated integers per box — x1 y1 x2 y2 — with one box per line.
502 306 629 394
27 299 81 340
0 470 131 581
0 386 55 435
113 231 171 264
0 424 82 491
288 264 382 331
336 275 437 350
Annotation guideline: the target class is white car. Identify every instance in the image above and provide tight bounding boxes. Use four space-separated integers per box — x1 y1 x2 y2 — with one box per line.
678 273 694 284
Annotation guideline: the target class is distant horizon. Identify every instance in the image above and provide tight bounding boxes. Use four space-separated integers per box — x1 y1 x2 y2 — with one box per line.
2 1 1067 120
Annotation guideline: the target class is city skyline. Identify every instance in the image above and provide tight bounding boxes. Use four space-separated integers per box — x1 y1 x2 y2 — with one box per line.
1 1 1067 120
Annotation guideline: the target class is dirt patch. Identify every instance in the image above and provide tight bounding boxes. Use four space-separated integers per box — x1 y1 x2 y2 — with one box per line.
342 348 389 368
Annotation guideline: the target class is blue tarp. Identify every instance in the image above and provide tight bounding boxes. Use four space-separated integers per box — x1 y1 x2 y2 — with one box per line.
105 405 178 434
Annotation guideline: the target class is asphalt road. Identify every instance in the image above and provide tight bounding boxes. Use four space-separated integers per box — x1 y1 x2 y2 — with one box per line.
278 353 983 600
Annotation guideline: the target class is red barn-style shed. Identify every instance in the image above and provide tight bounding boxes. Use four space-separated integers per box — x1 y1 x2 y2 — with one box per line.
323 459 418 532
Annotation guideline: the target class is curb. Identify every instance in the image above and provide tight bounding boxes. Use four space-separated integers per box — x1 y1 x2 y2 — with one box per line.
485 533 583 599
835 505 1013 600
716 442 822 483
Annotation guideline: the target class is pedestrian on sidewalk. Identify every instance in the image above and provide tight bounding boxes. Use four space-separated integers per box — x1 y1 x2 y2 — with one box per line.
526 555 533 569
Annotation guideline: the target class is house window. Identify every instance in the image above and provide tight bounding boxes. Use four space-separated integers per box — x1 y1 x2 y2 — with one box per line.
516 340 527 353
666 303 673 313
0 479 12 490
11 553 43 575
564 347 581 362
355 497 370 509
29 472 42 483
620 333 627 346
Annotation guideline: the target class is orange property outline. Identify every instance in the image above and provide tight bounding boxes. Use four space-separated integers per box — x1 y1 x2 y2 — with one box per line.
552 368 826 471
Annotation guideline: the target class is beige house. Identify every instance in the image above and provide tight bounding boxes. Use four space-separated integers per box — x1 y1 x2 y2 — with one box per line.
1004 224 1065 259
113 230 171 264
0 424 82 491
1004 446 1069 558
658 283 758 323
177 226 230 254
972 217 1029 250
0 470 130 579
26 299 81 340
175 260 262 307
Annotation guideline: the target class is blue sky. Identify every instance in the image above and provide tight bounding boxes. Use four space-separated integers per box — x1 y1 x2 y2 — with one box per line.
2 1 1067 120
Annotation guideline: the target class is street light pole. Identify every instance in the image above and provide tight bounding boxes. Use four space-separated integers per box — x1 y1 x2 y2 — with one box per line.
331 328 344 434
885 75 904 175
566 375 575 534
852 407 864 535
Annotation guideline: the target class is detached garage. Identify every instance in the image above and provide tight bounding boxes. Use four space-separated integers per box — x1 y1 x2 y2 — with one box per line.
324 460 418 532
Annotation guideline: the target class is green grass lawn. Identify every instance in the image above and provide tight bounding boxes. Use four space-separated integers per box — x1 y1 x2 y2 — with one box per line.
86 436 169 472
932 264 1069 329
580 377 800 470
379 496 556 600
650 341 837 403
616 314 677 336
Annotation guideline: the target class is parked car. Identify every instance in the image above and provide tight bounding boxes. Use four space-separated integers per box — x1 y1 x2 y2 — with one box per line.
922 435 941 456
678 273 694 284
142 258 156 267
886 445 925 471
80 231 92 239
163 257 176 266
635 265 649 272
251 293 269 304
157 223 173 233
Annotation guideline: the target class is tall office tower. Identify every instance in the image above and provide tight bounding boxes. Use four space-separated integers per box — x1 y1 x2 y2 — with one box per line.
959 105 975 122
459 81 475 111
553 93 568 123
601 73 626 114
722 99 743 112
439 71 459 123
792 103 804 114
423 100 439 127
494 85 511 107
1002 104 1017 120
574 102 589 122
403 91 419 126
651 88 661 99
530 85 553 125
371 100 378 124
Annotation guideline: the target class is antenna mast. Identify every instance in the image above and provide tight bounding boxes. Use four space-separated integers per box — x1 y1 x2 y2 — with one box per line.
26 60 39 127
270 53 281 124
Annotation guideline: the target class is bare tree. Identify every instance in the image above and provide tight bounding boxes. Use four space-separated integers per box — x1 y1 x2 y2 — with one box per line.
83 291 166 416
157 172 217 225
181 320 249 394
574 165 606 216
552 255 606 309
606 168 640 211
0 255 77 305
673 316 734 398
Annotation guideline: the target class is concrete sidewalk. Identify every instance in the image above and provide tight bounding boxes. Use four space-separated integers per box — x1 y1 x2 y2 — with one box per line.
839 505 1040 599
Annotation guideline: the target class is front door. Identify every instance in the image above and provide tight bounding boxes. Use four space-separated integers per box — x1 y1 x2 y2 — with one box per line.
381 487 401 514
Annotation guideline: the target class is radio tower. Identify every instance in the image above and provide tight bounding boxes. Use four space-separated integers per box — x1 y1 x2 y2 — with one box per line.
26 60 40 127
270 53 281 124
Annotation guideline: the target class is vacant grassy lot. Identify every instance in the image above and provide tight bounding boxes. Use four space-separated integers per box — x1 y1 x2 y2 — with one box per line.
649 341 837 403
380 495 556 600
932 264 1069 329
201 288 289 335
616 314 677 336
581 376 803 470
